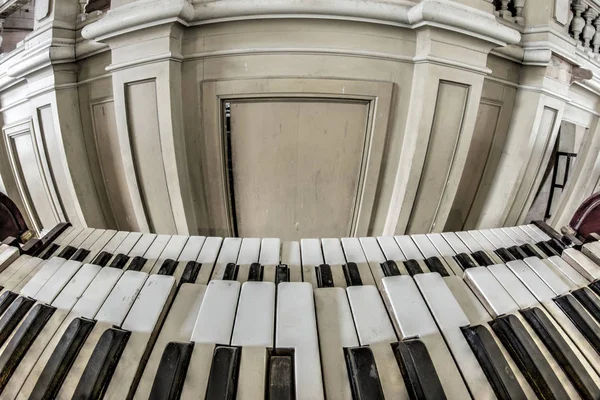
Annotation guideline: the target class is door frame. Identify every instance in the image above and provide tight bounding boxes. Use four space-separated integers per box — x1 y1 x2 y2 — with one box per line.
201 78 393 237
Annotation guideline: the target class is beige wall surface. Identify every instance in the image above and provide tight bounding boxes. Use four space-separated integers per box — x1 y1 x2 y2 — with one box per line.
2 0 600 237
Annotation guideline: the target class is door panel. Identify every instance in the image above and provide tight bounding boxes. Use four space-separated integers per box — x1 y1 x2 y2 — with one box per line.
229 99 369 240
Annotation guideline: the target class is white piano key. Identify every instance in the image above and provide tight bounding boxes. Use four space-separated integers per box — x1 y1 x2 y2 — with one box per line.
177 236 206 262
301 238 323 287
468 230 496 251
94 270 148 325
210 237 242 281
487 264 539 309
506 260 557 301
582 242 600 266
394 235 423 260
128 233 158 258
112 232 143 255
529 224 552 241
456 231 484 252
276 282 324 400
150 235 188 274
514 225 539 243
444 276 491 325
314 287 358 400
464 267 521 317
381 275 471 399
377 236 406 261
281 241 302 282
141 234 172 272
441 232 470 254
0 254 30 285
19 257 67 298
480 229 506 249
34 260 83 304
492 228 518 246
2 257 42 292
520 224 545 242
191 280 240 344
56 227 84 248
66 227 95 248
523 257 571 295
71 267 124 318
415 273 496 399
507 227 530 245
82 230 118 263
195 236 223 284
562 248 600 281
341 237 375 286
231 281 275 346
411 234 440 258
122 274 176 332
0 247 19 270
53 226 75 245
322 238 346 265
359 237 388 287
427 233 456 256
259 238 281 266
51 264 100 310
237 238 261 265
346 285 396 344
78 229 105 251
545 256 589 286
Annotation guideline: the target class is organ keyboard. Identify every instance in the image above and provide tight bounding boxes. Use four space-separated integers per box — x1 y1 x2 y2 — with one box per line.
1 223 600 399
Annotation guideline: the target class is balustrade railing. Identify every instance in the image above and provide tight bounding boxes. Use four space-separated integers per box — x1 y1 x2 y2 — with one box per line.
570 0 600 54
494 0 526 26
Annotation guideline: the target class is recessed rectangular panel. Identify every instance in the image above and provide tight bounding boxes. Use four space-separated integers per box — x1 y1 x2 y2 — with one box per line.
229 99 369 240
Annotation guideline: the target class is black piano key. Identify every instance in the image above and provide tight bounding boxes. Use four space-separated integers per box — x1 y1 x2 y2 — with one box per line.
223 263 239 281
180 261 201 284
554 294 600 351
158 259 178 276
205 345 241 400
590 281 600 298
454 253 478 270
275 264 290 284
546 239 566 255
495 248 517 263
380 260 401 277
29 317 95 400
521 307 600 400
92 251 113 267
0 304 55 391
535 241 559 257
507 246 527 260
269 355 293 400
108 253 130 269
70 248 90 262
403 260 423 276
344 346 385 400
572 288 600 324
0 296 35 347
520 244 540 258
128 256 147 271
392 340 447 400
462 325 525 400
343 262 363 286
0 291 18 317
316 264 334 288
40 243 60 260
72 327 131 399
424 257 449 277
491 313 569 399
148 342 194 400
471 251 494 267
23 222 70 257
57 246 77 259
247 263 263 282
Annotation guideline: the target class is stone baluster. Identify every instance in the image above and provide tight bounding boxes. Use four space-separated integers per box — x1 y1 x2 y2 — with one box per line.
572 0 587 41
514 0 526 25
593 16 600 52
499 0 512 19
582 6 598 49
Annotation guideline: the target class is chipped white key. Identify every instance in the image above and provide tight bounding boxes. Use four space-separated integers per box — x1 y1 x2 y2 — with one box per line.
276 283 324 400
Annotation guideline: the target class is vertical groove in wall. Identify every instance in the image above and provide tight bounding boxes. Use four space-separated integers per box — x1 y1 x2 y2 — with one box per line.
406 80 470 234
125 79 177 234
